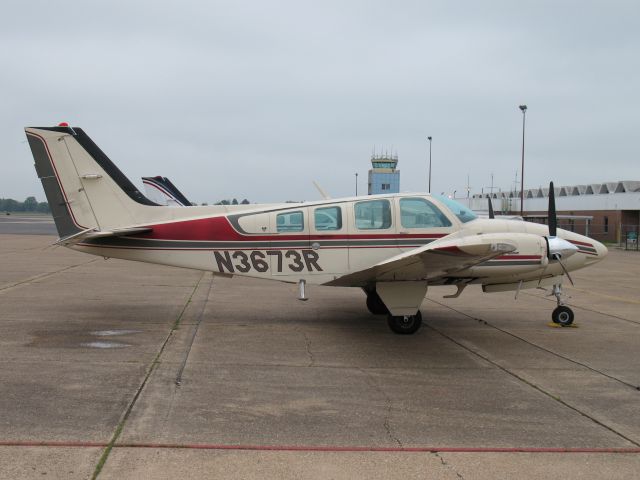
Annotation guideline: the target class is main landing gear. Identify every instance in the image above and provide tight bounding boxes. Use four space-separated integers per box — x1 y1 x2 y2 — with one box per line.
387 311 423 335
365 289 389 315
364 288 423 335
550 284 574 326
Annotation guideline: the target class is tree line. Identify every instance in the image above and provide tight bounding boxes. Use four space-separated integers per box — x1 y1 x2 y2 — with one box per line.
1 196 254 212
1 197 50 213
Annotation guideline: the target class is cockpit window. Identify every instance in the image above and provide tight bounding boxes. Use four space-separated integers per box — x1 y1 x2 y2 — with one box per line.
400 198 452 228
433 195 478 223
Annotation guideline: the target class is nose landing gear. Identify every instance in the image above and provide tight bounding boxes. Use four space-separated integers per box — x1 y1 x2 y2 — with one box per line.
550 284 574 326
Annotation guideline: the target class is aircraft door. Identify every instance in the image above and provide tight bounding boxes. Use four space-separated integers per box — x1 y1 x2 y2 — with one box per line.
269 208 313 277
348 198 400 273
309 205 349 274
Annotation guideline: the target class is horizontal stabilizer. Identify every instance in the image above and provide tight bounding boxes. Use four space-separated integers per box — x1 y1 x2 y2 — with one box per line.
55 226 152 246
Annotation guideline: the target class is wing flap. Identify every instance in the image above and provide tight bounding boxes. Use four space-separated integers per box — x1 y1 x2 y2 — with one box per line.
325 233 517 287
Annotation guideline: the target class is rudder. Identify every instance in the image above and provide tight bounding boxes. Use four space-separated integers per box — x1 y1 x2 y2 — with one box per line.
25 126 159 238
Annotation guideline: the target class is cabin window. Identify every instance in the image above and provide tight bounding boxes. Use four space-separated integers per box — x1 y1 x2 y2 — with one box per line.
314 206 342 231
355 199 392 230
400 198 452 228
276 211 304 232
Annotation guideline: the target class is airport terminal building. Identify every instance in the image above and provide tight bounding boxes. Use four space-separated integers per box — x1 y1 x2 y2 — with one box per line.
468 181 640 243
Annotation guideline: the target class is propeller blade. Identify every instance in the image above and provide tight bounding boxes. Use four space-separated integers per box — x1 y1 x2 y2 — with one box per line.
488 197 495 219
555 256 575 286
548 181 557 237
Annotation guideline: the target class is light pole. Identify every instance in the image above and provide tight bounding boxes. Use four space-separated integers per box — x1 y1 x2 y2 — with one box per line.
519 105 527 218
427 136 433 193
355 172 358 196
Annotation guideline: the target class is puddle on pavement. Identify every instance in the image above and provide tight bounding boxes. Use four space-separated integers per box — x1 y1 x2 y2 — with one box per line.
91 329 141 337
80 341 131 349
28 328 140 349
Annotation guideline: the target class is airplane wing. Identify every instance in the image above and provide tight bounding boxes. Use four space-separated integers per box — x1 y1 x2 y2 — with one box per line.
55 226 152 246
325 233 518 287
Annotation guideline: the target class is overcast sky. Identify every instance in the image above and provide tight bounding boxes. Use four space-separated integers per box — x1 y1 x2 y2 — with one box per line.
2 1 638 204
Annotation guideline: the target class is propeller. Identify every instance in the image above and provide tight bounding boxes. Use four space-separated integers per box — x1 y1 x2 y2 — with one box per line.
548 181 557 237
488 197 495 219
545 181 577 285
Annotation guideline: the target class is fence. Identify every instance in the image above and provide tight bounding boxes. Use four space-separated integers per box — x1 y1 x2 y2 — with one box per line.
623 225 639 251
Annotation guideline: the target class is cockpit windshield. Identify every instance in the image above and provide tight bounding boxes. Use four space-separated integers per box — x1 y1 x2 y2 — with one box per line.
433 195 478 223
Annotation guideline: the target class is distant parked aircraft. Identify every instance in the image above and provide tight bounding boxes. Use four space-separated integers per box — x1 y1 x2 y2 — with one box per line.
142 176 191 206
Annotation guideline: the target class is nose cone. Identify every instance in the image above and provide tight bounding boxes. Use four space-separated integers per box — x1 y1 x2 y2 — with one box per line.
548 236 579 259
593 239 608 261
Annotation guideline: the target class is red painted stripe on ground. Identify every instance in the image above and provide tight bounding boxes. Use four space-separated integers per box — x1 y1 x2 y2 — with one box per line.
1 441 639 453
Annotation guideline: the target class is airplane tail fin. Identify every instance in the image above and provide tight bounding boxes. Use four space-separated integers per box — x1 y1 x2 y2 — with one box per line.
142 176 192 206
25 125 159 239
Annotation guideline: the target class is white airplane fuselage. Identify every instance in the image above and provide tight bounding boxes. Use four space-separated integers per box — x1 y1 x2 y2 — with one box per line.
70 194 605 288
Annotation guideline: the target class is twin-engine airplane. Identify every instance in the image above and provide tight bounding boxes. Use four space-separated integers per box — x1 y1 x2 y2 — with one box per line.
25 125 607 334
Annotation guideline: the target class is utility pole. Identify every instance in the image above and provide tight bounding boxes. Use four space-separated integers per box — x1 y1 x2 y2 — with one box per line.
427 136 432 193
355 172 358 196
519 105 527 217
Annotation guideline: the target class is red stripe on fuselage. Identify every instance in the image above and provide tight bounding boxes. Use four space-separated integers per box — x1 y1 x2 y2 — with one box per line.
137 216 447 242
568 239 594 247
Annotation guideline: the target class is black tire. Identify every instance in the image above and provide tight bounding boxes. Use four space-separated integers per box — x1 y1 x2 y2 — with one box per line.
387 311 422 335
366 291 389 315
552 306 574 326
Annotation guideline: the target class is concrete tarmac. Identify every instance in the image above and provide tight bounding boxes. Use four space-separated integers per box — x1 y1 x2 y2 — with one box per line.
0 232 639 479
0 214 56 235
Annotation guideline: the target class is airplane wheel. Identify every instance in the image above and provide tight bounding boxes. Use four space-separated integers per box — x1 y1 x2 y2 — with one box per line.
387 311 422 335
366 291 389 315
552 306 574 326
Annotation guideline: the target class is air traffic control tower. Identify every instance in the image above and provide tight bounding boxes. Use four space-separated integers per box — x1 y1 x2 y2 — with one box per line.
368 152 400 195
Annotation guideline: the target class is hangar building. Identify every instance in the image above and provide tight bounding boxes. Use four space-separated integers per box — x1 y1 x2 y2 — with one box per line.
468 181 640 243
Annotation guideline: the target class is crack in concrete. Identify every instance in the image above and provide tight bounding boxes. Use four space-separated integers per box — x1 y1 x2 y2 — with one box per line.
0 258 98 294
427 298 640 391
175 274 215 386
91 271 206 479
303 332 315 367
432 452 465 479
425 322 640 448
359 368 402 447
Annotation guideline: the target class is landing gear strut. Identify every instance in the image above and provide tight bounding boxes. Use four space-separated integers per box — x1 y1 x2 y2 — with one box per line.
550 284 574 326
387 311 422 335
365 289 389 315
